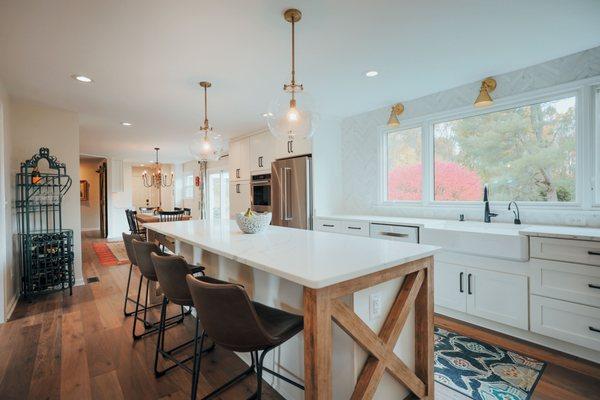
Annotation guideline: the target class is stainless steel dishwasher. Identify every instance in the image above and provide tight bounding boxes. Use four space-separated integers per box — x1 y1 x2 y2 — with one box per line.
370 223 419 243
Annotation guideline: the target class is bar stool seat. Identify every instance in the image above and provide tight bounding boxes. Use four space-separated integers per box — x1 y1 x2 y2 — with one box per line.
252 302 303 344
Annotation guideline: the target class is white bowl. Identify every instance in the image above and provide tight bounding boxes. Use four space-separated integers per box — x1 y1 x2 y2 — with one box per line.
235 212 272 234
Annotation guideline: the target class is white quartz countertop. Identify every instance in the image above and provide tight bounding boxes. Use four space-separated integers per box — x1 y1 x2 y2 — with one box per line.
319 214 600 239
144 220 439 289
519 225 600 242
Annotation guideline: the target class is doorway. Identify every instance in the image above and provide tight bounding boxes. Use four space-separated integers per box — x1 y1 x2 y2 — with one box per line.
79 156 108 238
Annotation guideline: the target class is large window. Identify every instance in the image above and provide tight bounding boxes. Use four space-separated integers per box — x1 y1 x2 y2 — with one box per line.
385 127 422 201
183 173 194 199
434 96 576 202
383 94 579 204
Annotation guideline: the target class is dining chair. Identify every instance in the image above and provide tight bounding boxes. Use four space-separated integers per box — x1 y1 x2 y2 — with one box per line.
158 210 185 222
139 206 156 214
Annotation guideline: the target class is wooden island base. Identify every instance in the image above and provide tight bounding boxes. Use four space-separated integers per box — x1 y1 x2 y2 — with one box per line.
303 257 434 400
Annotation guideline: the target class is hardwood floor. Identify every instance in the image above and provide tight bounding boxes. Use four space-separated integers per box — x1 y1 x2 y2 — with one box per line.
0 231 599 400
0 231 285 400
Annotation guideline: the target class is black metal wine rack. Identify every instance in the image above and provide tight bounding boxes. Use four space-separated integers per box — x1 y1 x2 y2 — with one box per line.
16 148 74 298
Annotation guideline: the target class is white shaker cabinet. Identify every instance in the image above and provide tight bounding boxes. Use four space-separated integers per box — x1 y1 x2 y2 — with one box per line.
249 131 276 173
276 137 311 159
466 267 528 330
434 261 467 313
229 137 250 182
435 262 528 330
229 181 250 218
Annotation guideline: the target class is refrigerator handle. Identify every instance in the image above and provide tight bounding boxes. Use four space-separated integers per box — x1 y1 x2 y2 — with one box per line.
282 167 292 221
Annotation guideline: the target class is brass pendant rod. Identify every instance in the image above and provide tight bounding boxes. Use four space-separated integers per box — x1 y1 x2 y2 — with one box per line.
291 18 296 87
203 84 209 129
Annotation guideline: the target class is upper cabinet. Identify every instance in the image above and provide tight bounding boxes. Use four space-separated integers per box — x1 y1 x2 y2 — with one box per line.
228 137 250 182
249 131 276 173
276 137 312 159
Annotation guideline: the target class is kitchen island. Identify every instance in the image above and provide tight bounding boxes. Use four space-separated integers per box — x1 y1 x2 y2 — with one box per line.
145 219 439 400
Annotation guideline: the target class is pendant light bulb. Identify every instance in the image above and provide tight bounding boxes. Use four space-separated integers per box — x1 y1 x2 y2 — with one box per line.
267 8 317 141
189 81 223 161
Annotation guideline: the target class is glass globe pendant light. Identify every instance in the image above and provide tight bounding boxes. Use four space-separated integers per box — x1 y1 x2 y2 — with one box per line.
266 9 316 141
189 81 223 161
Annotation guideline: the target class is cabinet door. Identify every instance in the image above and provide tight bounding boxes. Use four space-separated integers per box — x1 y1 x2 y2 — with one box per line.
229 181 250 218
466 268 528 330
434 262 466 313
228 138 250 181
249 132 275 172
276 137 312 159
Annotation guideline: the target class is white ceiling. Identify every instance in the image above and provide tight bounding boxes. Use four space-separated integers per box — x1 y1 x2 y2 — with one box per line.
1 0 599 163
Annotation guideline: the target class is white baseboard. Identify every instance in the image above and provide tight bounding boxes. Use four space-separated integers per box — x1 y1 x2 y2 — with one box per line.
437 306 600 364
75 277 85 287
4 293 19 321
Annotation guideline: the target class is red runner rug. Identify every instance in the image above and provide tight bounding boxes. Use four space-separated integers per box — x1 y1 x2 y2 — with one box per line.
92 242 128 266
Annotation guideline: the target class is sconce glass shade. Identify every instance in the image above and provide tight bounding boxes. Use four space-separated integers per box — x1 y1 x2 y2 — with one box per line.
189 130 223 161
267 89 317 140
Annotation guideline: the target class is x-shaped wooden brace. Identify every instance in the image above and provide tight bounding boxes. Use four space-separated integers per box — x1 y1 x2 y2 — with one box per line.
331 270 426 399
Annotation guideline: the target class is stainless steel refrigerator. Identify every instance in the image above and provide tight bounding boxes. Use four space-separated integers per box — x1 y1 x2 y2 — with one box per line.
271 155 312 229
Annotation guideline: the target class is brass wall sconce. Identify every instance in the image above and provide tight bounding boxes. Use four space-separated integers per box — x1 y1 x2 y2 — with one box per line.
474 77 497 107
387 103 404 126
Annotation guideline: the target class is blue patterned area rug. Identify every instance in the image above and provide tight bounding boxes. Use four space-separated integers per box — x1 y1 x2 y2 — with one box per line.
434 327 546 400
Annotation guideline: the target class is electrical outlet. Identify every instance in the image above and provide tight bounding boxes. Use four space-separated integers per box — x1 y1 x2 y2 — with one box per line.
370 293 382 320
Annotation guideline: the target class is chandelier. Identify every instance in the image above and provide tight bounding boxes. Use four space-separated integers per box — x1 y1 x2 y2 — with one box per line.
189 81 223 161
142 147 173 188
266 8 316 141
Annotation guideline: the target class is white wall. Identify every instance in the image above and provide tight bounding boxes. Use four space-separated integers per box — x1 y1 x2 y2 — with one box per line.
312 116 343 216
0 77 13 321
9 98 83 292
339 46 600 227
79 158 102 231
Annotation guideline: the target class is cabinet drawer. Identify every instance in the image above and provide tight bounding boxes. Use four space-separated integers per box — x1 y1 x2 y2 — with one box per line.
530 237 600 266
531 295 600 351
341 221 370 236
314 218 342 233
531 259 600 308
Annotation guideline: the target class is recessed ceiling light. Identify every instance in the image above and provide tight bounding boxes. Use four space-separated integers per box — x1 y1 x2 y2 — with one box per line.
121 122 132 127
71 74 93 83
365 70 378 77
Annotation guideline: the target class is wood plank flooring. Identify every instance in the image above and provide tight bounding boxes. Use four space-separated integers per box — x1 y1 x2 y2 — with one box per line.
0 231 599 399
0 231 285 400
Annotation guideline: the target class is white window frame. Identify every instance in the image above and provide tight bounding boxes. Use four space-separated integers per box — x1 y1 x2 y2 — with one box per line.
379 76 600 210
183 172 194 200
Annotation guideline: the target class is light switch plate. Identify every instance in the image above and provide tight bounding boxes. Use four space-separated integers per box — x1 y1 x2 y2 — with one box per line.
370 293 382 320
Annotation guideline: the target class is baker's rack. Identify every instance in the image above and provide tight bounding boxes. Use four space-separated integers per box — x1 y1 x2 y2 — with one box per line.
16 147 74 298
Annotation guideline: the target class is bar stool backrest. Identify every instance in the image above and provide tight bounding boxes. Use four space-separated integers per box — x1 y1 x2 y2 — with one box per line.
125 209 136 232
151 253 193 306
186 275 274 352
158 210 184 222
132 239 162 281
122 232 142 265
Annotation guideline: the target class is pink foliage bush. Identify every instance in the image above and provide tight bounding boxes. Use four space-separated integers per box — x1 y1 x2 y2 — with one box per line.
388 162 481 201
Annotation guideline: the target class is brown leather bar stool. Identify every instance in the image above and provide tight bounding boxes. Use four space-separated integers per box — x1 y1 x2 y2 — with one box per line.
122 232 148 316
150 252 214 377
131 239 203 339
186 275 304 400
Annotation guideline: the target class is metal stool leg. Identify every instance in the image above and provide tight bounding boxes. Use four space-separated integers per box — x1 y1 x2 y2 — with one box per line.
123 263 138 316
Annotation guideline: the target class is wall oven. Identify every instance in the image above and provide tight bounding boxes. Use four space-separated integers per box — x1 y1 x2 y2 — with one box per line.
250 173 271 213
